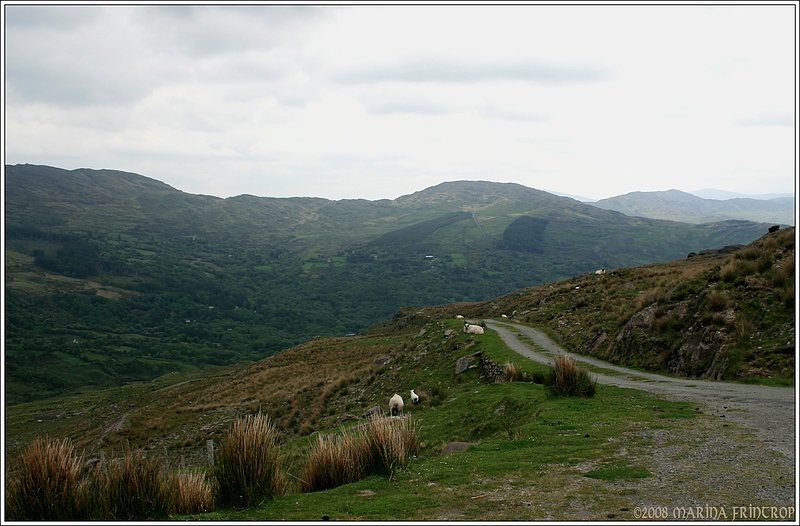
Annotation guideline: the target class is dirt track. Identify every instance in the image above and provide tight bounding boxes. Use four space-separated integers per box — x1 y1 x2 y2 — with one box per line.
486 319 796 461
482 319 797 517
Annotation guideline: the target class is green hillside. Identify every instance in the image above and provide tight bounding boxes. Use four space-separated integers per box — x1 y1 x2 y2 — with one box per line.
5 230 794 518
3 165 777 403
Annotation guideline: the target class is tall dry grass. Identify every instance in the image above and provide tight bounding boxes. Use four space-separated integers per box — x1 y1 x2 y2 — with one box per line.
299 430 366 492
360 414 420 479
299 415 420 492
5 437 89 521
93 444 171 520
5 436 218 520
547 355 597 397
214 412 287 508
168 470 217 514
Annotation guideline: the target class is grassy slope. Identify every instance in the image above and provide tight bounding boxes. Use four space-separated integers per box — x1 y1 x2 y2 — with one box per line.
458 227 796 383
6 315 704 520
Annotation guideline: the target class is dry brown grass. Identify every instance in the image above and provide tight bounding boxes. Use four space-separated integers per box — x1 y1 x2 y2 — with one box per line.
5 437 89 520
299 415 420 492
168 470 217 514
548 355 596 397
213 413 287 508
93 444 171 520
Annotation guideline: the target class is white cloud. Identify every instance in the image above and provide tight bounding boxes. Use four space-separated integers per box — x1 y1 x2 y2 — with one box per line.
3 3 796 201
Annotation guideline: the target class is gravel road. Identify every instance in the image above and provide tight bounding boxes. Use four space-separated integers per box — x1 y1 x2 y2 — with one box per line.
483 319 796 518
486 319 796 461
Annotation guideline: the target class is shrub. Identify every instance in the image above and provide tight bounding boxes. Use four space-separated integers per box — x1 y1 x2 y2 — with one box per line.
93 444 171 520
168 470 217 514
5 437 89 521
547 355 597 397
214 412 286 508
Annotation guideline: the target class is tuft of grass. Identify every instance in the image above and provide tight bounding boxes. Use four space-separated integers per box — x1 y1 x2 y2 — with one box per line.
5 436 89 521
503 362 525 382
168 470 217 514
214 412 287 508
547 355 597 397
299 415 420 492
299 430 366 492
93 443 171 520
360 415 420 479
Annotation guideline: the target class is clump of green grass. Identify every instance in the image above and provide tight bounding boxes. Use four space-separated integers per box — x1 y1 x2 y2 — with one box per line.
299 415 420 492
585 464 650 480
547 355 597 397
5 437 89 521
214 412 287 508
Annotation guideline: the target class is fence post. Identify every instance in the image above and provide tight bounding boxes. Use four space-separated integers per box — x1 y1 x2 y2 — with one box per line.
207 439 215 467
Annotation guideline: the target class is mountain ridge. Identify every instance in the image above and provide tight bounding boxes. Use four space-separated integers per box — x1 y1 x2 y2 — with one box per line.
592 188 794 225
3 163 783 403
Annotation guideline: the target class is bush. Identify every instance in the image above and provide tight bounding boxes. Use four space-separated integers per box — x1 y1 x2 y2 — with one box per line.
5 437 89 521
214 413 286 508
547 355 597 397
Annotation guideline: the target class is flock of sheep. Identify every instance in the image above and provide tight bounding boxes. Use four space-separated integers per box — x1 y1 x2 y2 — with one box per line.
385 269 607 416
388 389 419 416
387 316 489 415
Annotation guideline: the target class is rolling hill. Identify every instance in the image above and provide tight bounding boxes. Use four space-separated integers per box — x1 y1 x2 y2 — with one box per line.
3 226 794 520
592 189 795 225
3 164 780 403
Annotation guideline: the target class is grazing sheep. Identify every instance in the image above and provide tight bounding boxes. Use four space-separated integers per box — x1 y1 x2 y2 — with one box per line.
463 322 485 335
410 389 420 404
389 393 404 416
594 268 606 275
456 315 464 319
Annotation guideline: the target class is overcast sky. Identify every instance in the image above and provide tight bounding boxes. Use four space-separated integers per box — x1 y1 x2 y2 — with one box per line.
3 2 797 201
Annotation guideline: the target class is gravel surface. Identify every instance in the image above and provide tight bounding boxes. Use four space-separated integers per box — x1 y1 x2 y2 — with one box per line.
485 319 797 519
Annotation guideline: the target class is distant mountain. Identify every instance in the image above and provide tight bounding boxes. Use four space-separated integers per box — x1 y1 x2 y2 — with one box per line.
591 189 795 225
690 188 794 200
3 164 778 403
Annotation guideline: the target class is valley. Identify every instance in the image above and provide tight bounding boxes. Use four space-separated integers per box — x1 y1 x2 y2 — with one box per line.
3 164 788 403
3 163 795 519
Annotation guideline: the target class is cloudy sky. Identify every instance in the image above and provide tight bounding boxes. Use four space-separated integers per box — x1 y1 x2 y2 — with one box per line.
3 2 797 201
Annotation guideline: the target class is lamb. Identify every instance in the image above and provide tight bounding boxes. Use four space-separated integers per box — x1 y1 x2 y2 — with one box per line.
463 322 485 335
410 389 420 405
389 393 404 416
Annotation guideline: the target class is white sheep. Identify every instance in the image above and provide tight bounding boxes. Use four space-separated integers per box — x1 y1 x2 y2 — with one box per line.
455 315 464 319
389 393 404 416
463 322 485 335
595 268 606 275
410 389 419 405
501 314 508 318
